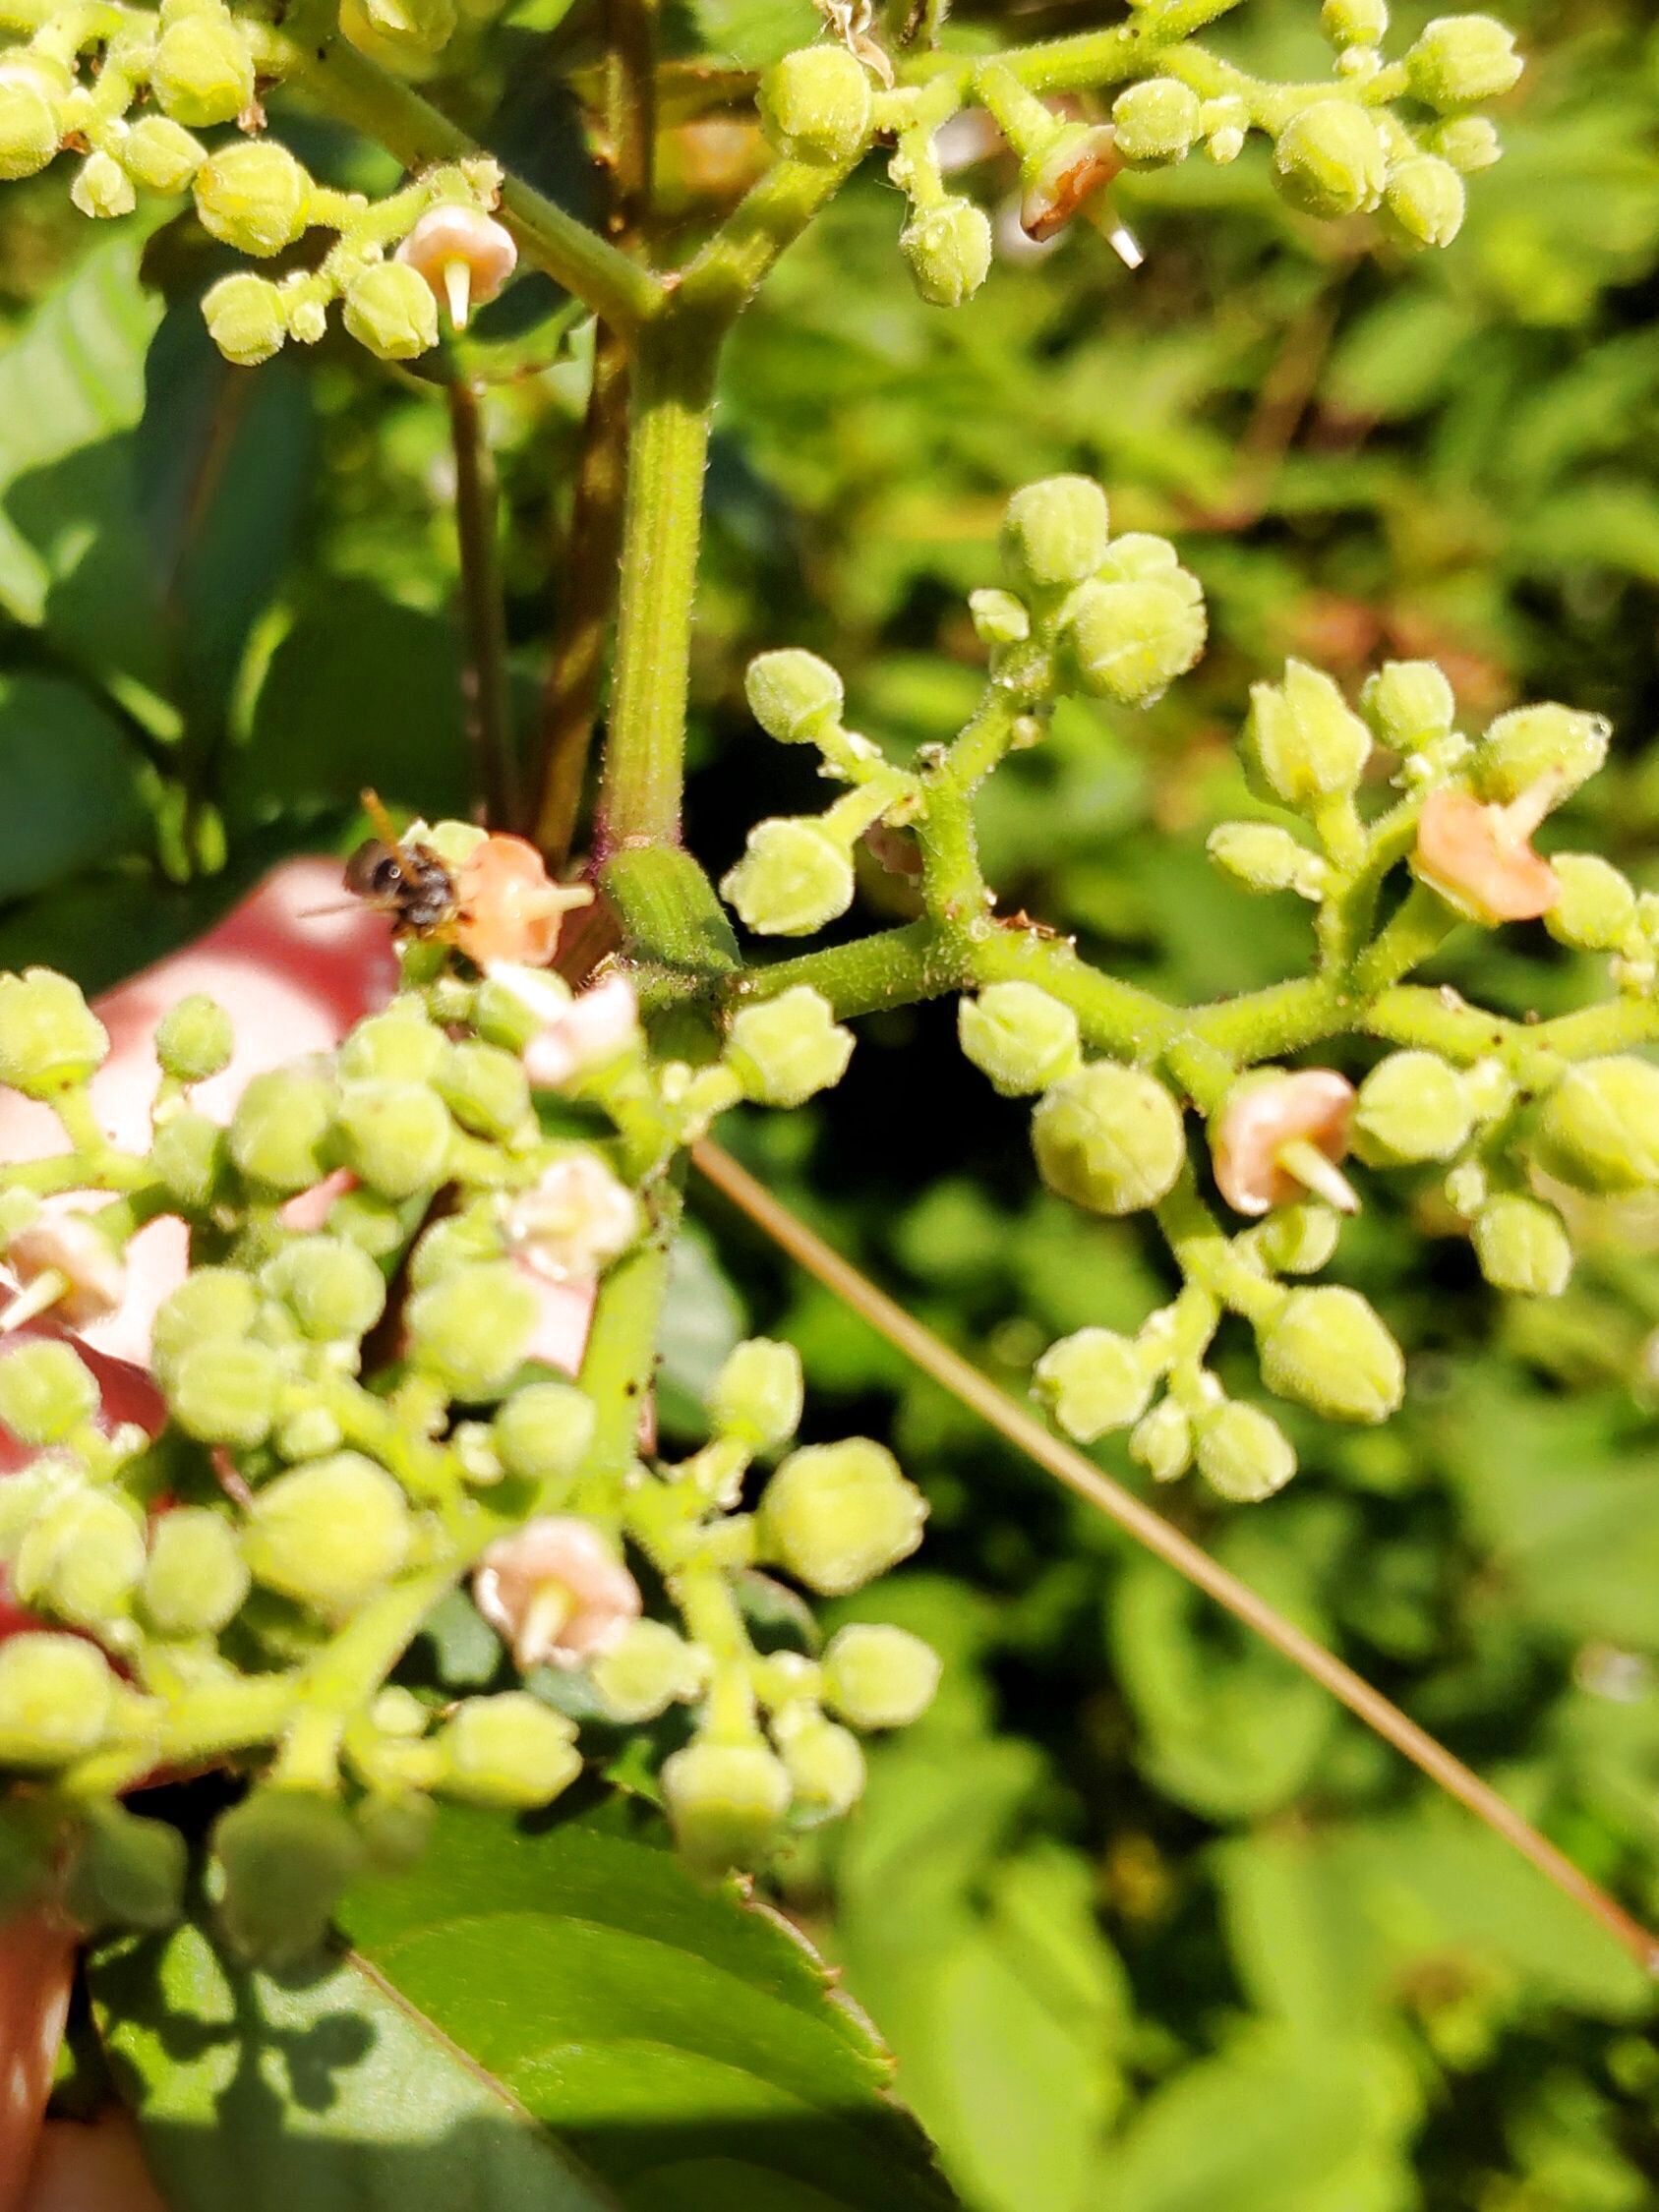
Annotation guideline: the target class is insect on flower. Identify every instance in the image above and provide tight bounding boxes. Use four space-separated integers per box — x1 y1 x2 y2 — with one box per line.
342 794 593 968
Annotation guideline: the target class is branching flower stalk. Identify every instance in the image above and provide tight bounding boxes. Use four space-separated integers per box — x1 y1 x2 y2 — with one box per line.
2 0 1653 1980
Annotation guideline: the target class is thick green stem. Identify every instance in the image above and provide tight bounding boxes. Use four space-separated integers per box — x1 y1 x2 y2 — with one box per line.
595 312 721 853
447 378 516 829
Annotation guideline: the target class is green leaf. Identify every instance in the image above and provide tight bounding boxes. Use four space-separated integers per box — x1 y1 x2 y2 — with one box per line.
0 225 170 713
655 1222 746 1437
0 673 147 900
681 0 820 67
339 1798 958 2211
135 301 315 725
89 1912 621 2212
233 581 471 823
1107 1509 1335 1821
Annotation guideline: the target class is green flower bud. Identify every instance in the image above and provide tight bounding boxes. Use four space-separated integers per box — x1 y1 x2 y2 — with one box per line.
1473 1193 1571 1298
1360 659 1455 750
1065 578 1207 706
1322 0 1387 46
1546 854 1638 954
326 1188 410 1261
968 589 1031 648
721 818 855 937
1003 478 1111 590
761 1437 926 1595
662 1737 791 1871
154 993 234 1083
195 141 311 258
0 72 59 181
1111 79 1202 165
72 151 135 221
1473 703 1610 804
958 982 1082 1097
1258 1285 1404 1423
822 1623 940 1729
1206 823 1327 901
1272 98 1388 217
1096 533 1201 593
121 116 206 194
264 1235 386 1344
1253 1199 1342 1276
343 261 439 361
274 1403 344 1463
1426 114 1501 172
757 46 872 165
745 649 845 745
1353 1051 1472 1163
1384 155 1465 249
66 1804 187 1933
1195 1401 1296 1502
142 1507 250 1636
1532 1059 1659 1195
708 1337 803 1450
0 1340 97 1446
1129 1396 1192 1484
358 0 456 54
202 271 287 368
439 1692 581 1808
591 1619 705 1722
0 968 108 1096
406 1264 539 1399
777 1713 864 1820
900 198 993 309
0 1634 115 1766
213 1790 363 1967
435 1041 531 1140
151 1267 260 1380
15 1487 146 1624
492 1379 596 1484
1032 1062 1186 1216
1406 16 1522 110
335 1079 452 1198
227 1066 333 1193
1246 659 1371 804
150 13 256 127
243 1453 411 1612
1033 1327 1153 1442
338 1007 445 1084
409 1209 502 1290
726 985 854 1107
166 1337 283 1448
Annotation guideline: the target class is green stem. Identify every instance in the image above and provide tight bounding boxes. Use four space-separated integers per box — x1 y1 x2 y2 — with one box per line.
595 312 721 853
578 1186 681 1482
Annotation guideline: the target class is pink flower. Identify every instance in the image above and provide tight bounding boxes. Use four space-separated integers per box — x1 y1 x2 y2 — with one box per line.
4 1217 125 1332
473 1516 641 1671
395 205 517 331
1414 785 1562 926
500 1152 640 1285
1213 1070 1357 1217
498 968 639 1091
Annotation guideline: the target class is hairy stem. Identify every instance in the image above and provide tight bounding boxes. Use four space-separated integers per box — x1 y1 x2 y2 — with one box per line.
595 311 721 853
692 1137 1659 1980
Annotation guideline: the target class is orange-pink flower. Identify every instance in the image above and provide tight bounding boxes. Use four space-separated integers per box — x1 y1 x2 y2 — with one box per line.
1213 1069 1357 1217
1414 785 1562 926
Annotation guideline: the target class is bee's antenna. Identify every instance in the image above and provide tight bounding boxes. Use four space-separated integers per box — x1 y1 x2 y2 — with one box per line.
360 788 405 852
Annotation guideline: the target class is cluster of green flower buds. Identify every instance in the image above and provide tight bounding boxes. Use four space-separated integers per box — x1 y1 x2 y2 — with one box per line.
0 0 513 370
0 829 936 1961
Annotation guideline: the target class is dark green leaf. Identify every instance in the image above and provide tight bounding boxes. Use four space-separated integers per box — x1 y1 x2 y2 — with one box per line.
339 1798 958 2210
90 1912 620 2212
0 673 147 899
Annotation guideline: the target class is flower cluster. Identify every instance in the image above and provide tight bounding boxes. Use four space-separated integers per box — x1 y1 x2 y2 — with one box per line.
721 473 1659 1505
0 838 932 1964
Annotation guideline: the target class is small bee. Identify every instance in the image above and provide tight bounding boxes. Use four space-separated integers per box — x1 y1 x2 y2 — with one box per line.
341 791 594 968
343 793 459 941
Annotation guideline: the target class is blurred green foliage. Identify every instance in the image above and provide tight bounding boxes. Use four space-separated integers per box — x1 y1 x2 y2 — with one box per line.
2 0 1657 2204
